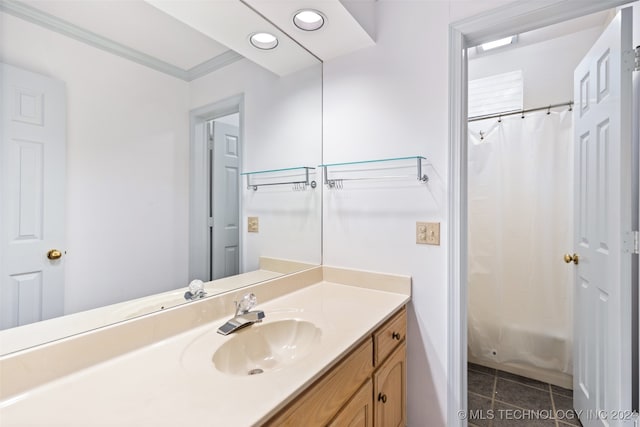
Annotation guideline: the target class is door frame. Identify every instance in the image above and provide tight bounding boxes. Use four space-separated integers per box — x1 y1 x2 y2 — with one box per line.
189 94 244 282
447 1 634 425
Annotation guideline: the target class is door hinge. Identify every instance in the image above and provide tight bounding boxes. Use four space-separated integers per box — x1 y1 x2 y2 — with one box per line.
207 137 213 150
635 46 640 72
623 230 640 254
208 217 214 228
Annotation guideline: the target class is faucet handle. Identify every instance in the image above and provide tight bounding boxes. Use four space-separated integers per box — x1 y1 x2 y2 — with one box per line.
235 293 257 315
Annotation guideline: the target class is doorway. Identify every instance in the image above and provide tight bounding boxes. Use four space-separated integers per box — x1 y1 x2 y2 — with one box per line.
206 114 240 281
189 95 244 283
465 19 593 423
448 2 638 426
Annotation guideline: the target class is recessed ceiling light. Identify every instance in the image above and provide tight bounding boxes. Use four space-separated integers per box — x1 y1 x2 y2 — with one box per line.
250 32 278 50
478 35 516 52
293 9 325 31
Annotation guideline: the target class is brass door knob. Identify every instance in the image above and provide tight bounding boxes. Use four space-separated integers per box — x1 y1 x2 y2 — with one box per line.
47 249 62 260
563 253 579 265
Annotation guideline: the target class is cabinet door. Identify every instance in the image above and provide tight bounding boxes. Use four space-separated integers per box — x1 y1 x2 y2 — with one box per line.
328 379 373 427
373 343 406 427
266 339 373 427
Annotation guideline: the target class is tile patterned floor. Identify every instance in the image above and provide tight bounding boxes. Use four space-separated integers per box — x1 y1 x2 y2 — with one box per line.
467 363 583 427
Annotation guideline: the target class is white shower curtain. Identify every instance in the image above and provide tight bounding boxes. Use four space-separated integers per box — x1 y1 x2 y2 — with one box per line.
467 110 574 375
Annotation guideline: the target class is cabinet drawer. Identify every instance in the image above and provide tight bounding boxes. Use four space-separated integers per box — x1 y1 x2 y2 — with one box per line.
373 307 406 366
266 338 373 427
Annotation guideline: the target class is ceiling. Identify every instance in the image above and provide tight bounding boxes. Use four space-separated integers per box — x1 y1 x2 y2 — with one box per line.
21 0 229 70
3 0 619 77
145 0 319 76
3 0 376 79
242 0 375 62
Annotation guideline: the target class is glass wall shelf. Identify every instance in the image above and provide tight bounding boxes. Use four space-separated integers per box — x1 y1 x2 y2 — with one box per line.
318 156 428 188
241 166 316 191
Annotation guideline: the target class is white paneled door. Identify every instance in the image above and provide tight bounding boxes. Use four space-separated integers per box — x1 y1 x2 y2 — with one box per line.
572 8 634 427
1 63 66 330
210 121 240 280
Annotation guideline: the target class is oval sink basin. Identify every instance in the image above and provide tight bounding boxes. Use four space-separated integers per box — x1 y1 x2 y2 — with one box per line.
212 320 321 376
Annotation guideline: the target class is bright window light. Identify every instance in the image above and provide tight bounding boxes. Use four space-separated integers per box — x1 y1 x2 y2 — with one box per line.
480 36 515 51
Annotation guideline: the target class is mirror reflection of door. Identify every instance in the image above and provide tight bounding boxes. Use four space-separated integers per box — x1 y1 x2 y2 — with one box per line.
1 63 66 329
207 114 240 281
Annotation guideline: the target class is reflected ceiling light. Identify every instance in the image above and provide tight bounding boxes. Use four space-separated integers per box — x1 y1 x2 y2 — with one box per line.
478 35 516 52
250 32 278 50
293 9 325 31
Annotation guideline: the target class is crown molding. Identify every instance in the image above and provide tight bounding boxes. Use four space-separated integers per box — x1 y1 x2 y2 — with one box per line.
187 50 244 81
0 0 242 81
453 0 632 46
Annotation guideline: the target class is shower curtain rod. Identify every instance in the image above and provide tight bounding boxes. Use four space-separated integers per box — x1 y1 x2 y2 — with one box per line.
468 101 573 122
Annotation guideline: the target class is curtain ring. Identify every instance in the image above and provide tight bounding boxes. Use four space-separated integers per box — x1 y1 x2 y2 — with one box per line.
546 106 551 115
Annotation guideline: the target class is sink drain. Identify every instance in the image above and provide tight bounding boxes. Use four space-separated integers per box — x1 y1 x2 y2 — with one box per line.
248 368 264 375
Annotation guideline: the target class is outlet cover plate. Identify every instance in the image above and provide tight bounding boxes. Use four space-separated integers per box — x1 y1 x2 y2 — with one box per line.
248 217 259 233
416 221 440 245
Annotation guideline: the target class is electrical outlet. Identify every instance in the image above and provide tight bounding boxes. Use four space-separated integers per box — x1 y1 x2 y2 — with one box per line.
416 222 428 244
248 217 259 233
416 221 440 245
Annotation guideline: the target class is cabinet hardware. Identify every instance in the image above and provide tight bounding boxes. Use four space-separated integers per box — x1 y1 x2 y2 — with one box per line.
377 393 387 403
392 332 401 340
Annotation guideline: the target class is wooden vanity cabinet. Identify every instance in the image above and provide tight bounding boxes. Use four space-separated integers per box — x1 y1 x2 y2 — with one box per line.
265 306 407 427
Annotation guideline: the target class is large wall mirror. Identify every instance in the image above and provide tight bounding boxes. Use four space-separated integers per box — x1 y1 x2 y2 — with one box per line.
0 0 322 355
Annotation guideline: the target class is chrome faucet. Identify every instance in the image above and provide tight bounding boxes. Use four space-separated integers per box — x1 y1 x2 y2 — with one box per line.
184 279 207 301
217 293 265 335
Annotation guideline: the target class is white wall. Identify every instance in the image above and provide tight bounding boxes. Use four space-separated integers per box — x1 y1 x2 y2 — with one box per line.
324 2 448 424
469 26 604 110
189 60 323 271
0 12 191 313
321 1 548 425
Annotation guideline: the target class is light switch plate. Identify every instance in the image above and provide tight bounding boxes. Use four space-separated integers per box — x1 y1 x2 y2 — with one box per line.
248 217 259 233
416 221 440 245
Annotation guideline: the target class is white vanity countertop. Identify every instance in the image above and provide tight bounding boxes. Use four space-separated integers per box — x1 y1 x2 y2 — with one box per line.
0 281 409 426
